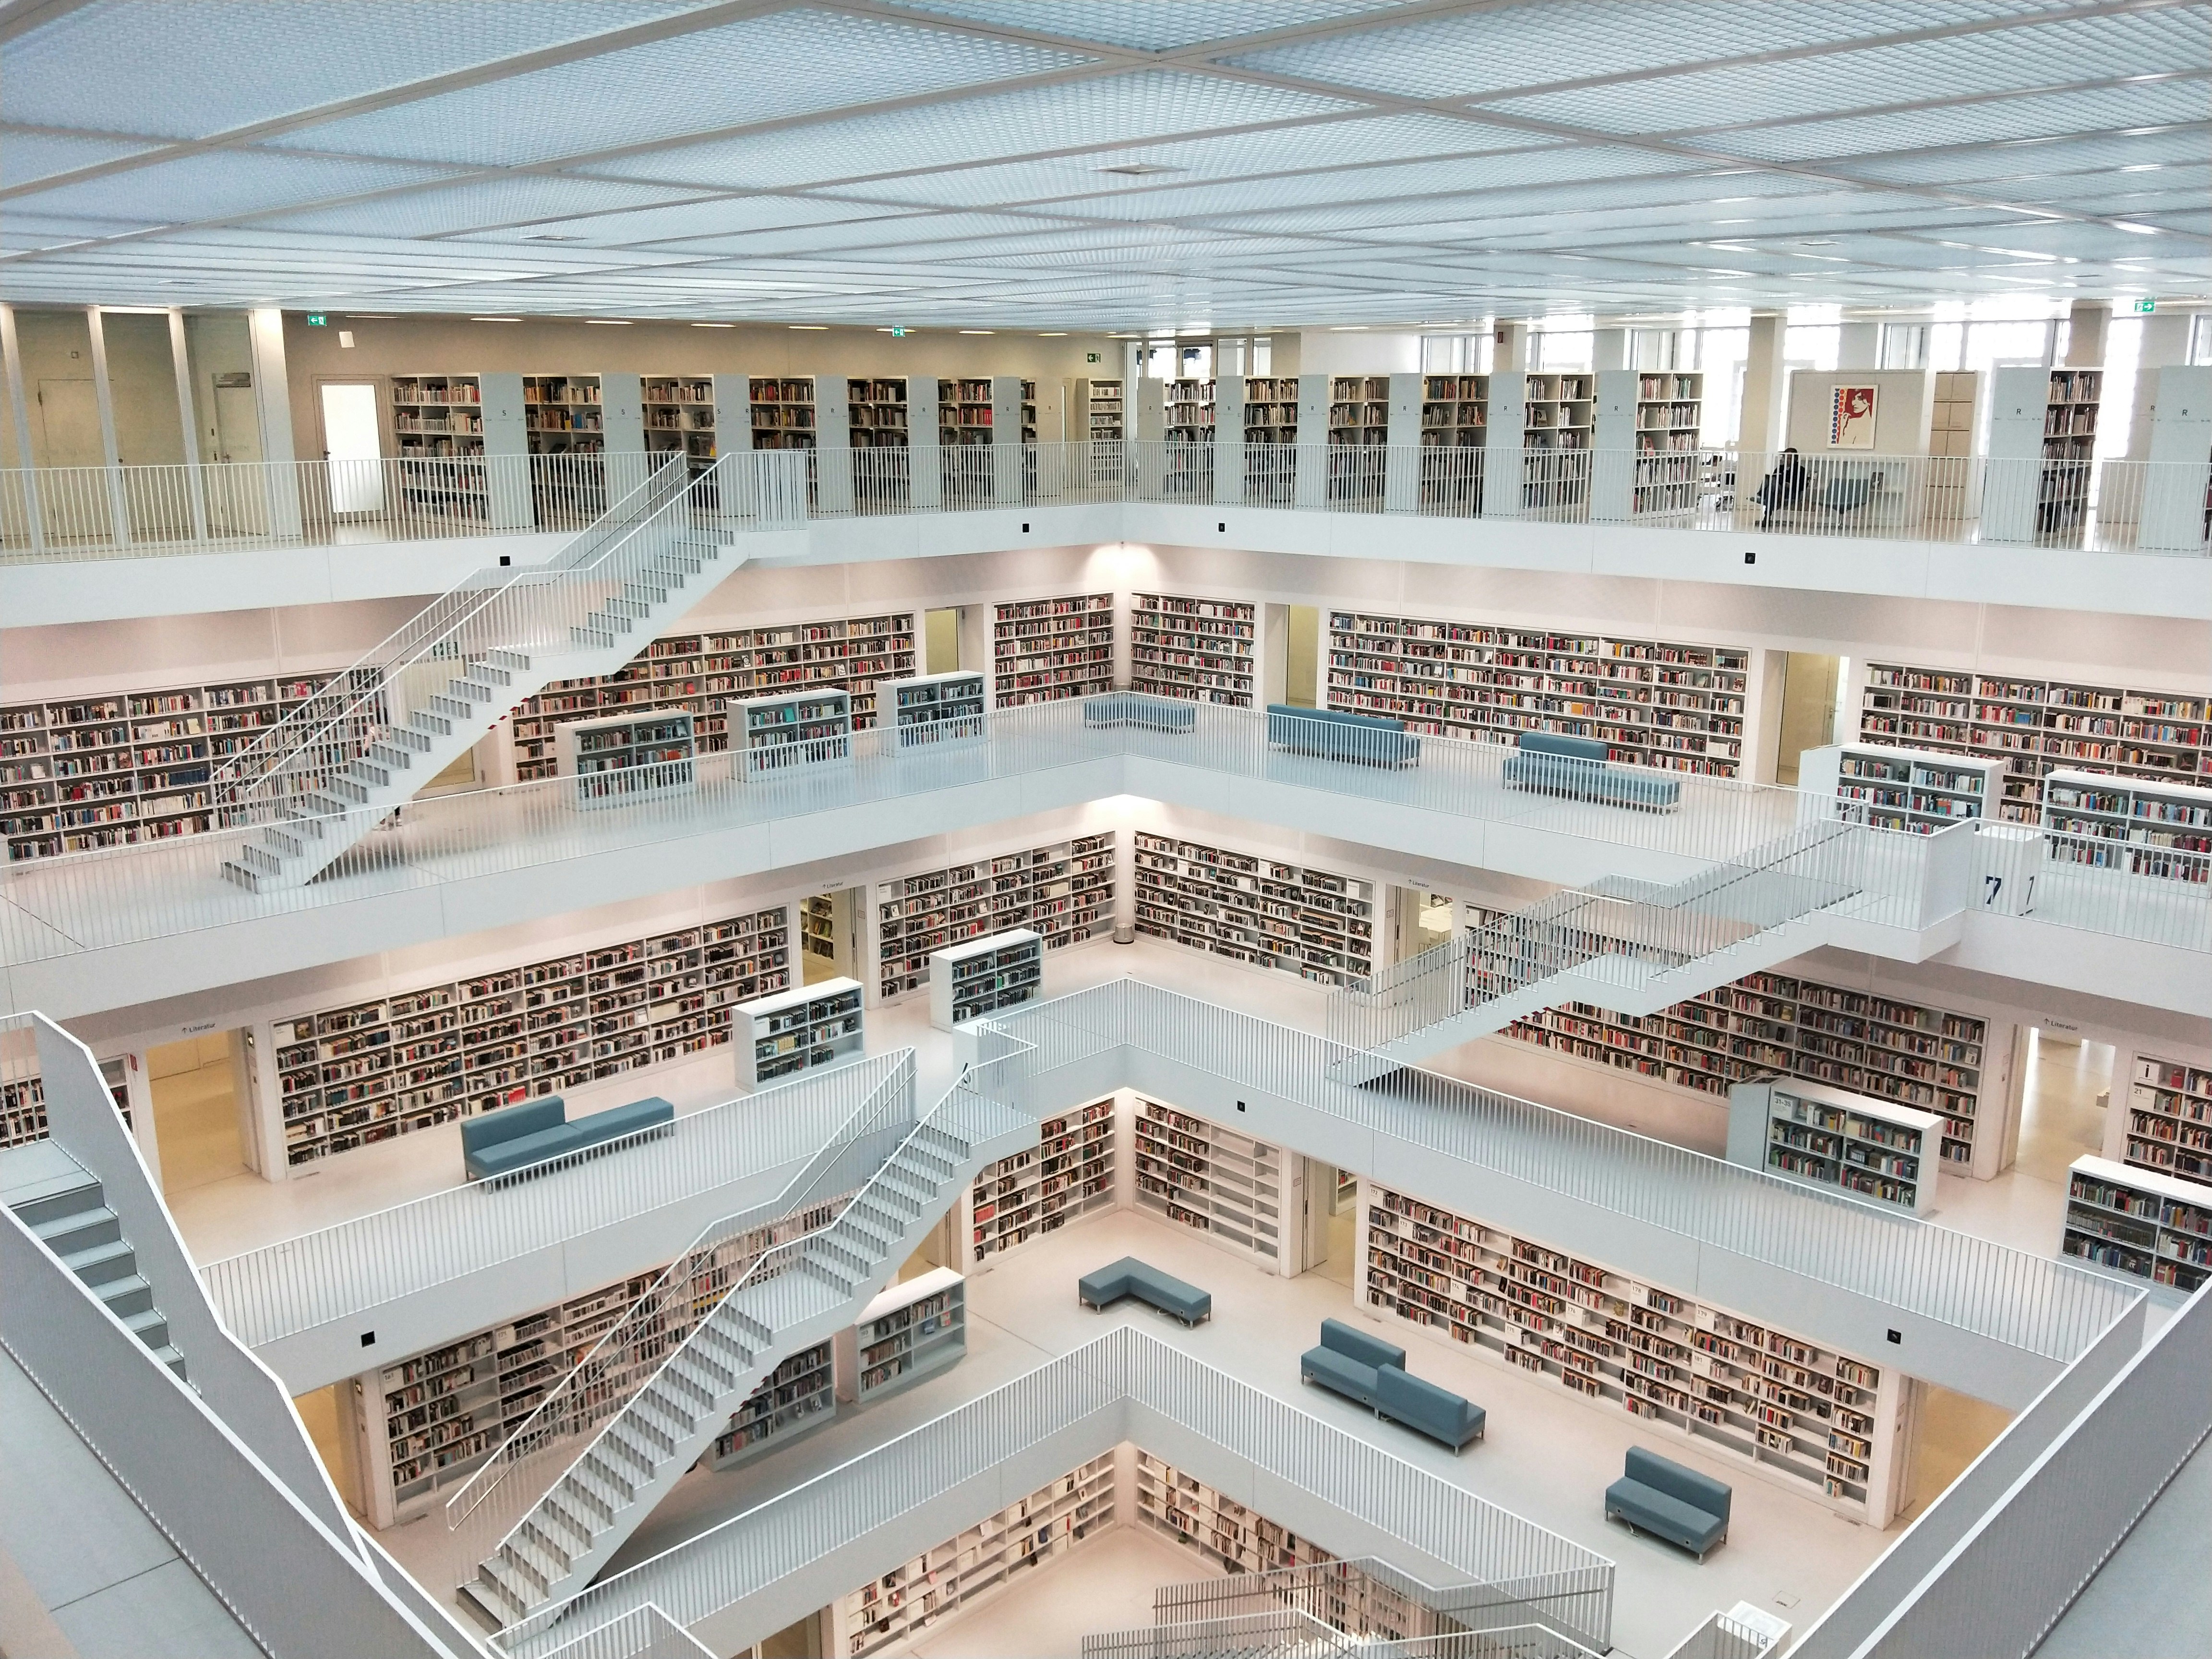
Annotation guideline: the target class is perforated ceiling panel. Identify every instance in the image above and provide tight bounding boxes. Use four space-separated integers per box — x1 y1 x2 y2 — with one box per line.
888 0 1422 51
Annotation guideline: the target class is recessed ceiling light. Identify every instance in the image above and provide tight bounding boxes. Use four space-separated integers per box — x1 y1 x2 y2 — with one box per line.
472 316 522 323
959 329 995 335
1037 331 1068 337
693 322 735 328
526 233 583 242
586 318 632 325
1099 163 1183 178
2113 221 2160 235
790 324 828 329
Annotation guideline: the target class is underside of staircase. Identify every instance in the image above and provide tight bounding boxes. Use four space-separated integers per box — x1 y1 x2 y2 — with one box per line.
460 1097 1031 1634
220 517 748 893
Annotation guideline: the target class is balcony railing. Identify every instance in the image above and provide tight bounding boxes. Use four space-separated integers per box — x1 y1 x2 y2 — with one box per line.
5 442 2204 565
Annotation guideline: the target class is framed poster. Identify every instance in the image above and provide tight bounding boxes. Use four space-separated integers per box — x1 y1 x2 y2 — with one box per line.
1830 384 1877 449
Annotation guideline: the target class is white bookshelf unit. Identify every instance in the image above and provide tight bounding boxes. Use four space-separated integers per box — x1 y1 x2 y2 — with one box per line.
271 907 788 1168
521 374 602 456
846 377 909 449
391 373 489 520
1132 1097 1282 1265
1858 660 2210 825
1328 610 1749 775
734 977 864 1088
835 1452 1116 1659
939 377 991 449
749 376 816 452
708 1337 836 1470
1627 371 1704 514
930 928 1043 1031
886 669 986 751
837 1266 966 1406
2124 1053 2212 1188
735 687 853 779
1070 376 1123 443
2 670 340 862
876 834 1114 1003
1165 378 1213 442
1129 592 1255 707
967 1098 1115 1267
556 709 695 808
1519 371 1595 510
1797 743 2005 834
1728 1077 1940 1217
1363 1184 1895 1519
992 593 1115 708
509 613 915 782
1989 365 2101 539
1134 831 1374 989
642 376 717 475
2061 1154 2212 1293
2041 768 2212 883
1135 1451 1335 1576
1243 376 1298 445
1327 374 1389 447
1419 373 1488 511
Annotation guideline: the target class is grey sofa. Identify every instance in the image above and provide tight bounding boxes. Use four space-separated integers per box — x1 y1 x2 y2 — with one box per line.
1605 1446 1731 1560
462 1094 675 1183
1078 1256 1211 1325
1299 1318 1485 1452
1082 691 1196 733
1501 731 1682 813
1266 704 1420 768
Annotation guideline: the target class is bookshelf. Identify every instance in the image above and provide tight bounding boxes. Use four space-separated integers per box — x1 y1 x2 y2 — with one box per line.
0 1060 133 1150
1421 374 1489 447
1991 366 2100 537
802 893 836 969
1797 743 2005 834
1070 377 1123 443
846 377 909 448
938 378 992 448
1595 371 1703 515
1132 1097 1282 1265
1857 661 2210 824
750 376 816 451
1135 1452 1334 1576
837 1267 966 1406
1017 377 1038 446
1243 376 1298 445
1363 1184 1891 1517
521 374 602 455
2124 1052 2212 1187
708 1337 836 1470
642 376 717 475
2 670 342 862
886 670 986 751
967 1098 1114 1267
391 373 490 520
1327 375 1389 447
1327 610 1749 775
1728 1077 1939 1217
272 907 788 1168
735 978 863 1088
930 928 1043 1030
508 613 914 782
556 710 695 809
991 593 1115 708
836 1453 1116 1658
876 833 1114 1003
1165 378 1213 442
2041 768 2212 883
2061 1154 2212 1292
1129 591 1255 707
1134 831 1373 989
735 687 852 779
1520 372 1594 509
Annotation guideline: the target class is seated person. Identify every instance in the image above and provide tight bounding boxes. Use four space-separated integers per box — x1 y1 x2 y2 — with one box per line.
1753 447 1810 524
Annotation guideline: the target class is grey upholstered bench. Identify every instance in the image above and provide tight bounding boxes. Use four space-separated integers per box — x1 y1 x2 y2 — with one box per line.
1605 1446 1731 1560
1300 1318 1484 1452
1502 731 1682 812
1266 704 1420 767
1082 691 1196 732
462 1094 675 1183
1077 1256 1211 1325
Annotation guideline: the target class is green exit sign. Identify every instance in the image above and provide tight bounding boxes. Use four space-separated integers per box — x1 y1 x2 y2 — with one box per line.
305 313 327 326
2132 298 2157 314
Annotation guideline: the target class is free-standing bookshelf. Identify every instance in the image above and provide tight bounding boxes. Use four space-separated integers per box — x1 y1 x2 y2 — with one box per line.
1132 1097 1281 1264
2123 1052 2212 1186
1133 830 1373 989
1419 373 1487 511
735 688 853 779
2061 1154 2211 1291
930 928 1043 1030
1727 1076 1939 1217
886 670 986 751
1797 743 2004 834
1129 592 1255 706
1327 610 1749 775
938 378 992 449
1363 1184 1894 1518
836 1267 966 1406
557 710 695 809
1165 378 1213 442
734 978 864 1088
1857 660 2210 825
1070 377 1123 443
749 377 816 451
271 907 787 1167
876 834 1114 1002
991 594 1114 707
521 375 602 455
391 373 492 520
1984 366 2100 539
846 378 909 448
708 1338 836 1470
1518 372 1594 510
966 1098 1114 1267
2041 768 2212 883
642 377 717 475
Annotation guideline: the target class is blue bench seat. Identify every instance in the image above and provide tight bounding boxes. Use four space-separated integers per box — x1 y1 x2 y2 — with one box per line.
462 1094 676 1183
1267 704 1420 768
1502 731 1681 813
1299 1318 1484 1452
1082 691 1195 732
1605 1446 1731 1560
1078 1256 1211 1325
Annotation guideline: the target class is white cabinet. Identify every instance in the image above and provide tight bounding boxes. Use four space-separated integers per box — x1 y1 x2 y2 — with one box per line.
734 977 863 1088
557 709 695 808
1728 1076 1939 1217
886 670 986 752
929 928 1042 1032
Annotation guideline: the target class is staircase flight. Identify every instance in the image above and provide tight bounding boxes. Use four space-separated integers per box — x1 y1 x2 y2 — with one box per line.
5 1144 188 1382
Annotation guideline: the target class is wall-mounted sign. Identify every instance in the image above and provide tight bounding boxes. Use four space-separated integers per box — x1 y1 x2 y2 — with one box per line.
213 371 252 388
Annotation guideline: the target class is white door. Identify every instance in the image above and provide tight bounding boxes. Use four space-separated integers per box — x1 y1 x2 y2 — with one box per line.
319 382 385 514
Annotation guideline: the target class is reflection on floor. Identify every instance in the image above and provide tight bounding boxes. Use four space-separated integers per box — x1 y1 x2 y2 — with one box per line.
150 1049 245 1195
880 1524 1210 1658
1898 1383 2013 1525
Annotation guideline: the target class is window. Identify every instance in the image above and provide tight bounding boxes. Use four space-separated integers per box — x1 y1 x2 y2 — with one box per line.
1420 333 1489 374
1878 324 1929 370
2189 313 2212 367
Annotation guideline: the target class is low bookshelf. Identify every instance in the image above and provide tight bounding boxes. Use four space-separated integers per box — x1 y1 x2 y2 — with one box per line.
734 978 864 1088
2060 1154 2211 1292
886 669 986 751
2124 1051 2212 1186
1727 1076 1939 1217
557 709 695 808
876 834 1114 1003
2041 768 2212 884
735 687 852 779
708 1338 836 1471
930 928 1043 1031
1797 743 2004 833
836 1266 966 1407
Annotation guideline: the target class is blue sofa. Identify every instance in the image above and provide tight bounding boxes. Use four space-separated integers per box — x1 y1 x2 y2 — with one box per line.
1300 1318 1485 1452
1267 704 1420 768
1501 731 1681 813
1082 691 1195 733
462 1094 676 1183
1605 1446 1731 1560
1078 1256 1211 1325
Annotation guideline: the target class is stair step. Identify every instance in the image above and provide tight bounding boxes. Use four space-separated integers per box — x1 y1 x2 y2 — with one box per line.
149 1344 188 1382
218 860 265 892
11 1181 105 1230
60 1237 137 1286
488 649 531 673
427 694 479 720
122 1306 171 1350
31 1204 120 1257
97 1273 156 1321
406 709 453 737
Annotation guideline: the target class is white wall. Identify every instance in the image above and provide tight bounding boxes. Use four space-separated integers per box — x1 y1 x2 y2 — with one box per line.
1786 369 1935 454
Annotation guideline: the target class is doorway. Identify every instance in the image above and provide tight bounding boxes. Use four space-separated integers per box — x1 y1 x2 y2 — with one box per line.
146 1032 248 1193
924 607 962 674
1772 652 1844 785
802 888 862 985
2013 1029 2113 1183
1282 605 1320 708
316 381 385 515
1300 1157 1356 1286
1894 1378 2012 1523
1388 887 1456 964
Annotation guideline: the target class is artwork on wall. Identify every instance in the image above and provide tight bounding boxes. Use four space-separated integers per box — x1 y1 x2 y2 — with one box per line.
1830 384 1878 449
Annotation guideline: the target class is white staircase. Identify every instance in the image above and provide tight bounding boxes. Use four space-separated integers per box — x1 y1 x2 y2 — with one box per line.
213 453 796 892
4 1148 188 1383
458 1093 1029 1632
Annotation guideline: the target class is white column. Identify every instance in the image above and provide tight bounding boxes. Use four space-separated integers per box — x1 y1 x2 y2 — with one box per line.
1483 372 1527 518
2141 364 2212 551
0 302 46 557
908 374 941 508
478 370 531 530
1739 312 1786 455
83 306 131 547
166 308 210 542
1212 373 1245 507
246 307 302 538
598 370 649 500
1382 371 1421 512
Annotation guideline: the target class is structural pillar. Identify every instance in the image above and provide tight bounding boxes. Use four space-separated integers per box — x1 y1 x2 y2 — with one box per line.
246 307 303 539
0 302 46 557
166 307 210 543
1739 312 1786 457
83 306 131 548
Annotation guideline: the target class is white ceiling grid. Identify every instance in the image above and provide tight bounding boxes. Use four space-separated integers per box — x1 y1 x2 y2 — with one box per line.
0 0 2204 324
